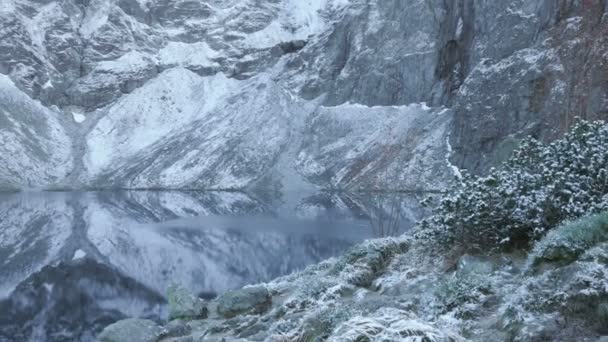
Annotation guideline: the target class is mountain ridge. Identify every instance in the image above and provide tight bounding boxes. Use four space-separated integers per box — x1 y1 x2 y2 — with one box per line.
1 0 606 194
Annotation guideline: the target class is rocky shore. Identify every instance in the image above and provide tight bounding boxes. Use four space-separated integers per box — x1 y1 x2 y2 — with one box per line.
98 215 608 341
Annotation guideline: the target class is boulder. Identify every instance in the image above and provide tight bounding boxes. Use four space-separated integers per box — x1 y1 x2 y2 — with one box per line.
97 318 166 342
216 286 271 318
163 320 192 339
167 285 208 320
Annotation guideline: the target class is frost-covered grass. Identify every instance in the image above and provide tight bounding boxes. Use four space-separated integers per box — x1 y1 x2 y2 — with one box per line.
328 307 463 342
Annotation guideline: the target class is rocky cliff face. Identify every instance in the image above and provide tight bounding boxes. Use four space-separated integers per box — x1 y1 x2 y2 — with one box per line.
0 0 606 191
449 0 608 173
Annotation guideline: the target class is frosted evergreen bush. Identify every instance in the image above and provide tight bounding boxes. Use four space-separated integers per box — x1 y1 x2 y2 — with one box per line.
417 120 608 252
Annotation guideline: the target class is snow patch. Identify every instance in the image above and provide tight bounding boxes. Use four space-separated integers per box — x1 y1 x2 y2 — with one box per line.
243 0 347 48
445 134 463 180
80 0 113 38
42 283 54 293
96 51 152 73
72 249 86 260
72 112 86 123
42 80 53 89
0 0 16 13
157 42 220 68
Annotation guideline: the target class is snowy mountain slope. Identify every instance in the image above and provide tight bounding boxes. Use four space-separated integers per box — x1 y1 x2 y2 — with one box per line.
296 103 453 191
84 69 300 190
0 0 606 191
0 75 73 190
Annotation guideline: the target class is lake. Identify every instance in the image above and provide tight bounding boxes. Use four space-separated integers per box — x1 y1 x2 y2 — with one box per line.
0 190 428 341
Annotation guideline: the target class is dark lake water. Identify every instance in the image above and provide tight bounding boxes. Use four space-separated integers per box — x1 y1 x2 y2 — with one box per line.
0 190 427 342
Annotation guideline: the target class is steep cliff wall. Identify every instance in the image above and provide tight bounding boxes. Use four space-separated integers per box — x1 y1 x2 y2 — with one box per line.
450 0 608 173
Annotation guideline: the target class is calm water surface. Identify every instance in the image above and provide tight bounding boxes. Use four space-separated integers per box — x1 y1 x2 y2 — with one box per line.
0 190 427 341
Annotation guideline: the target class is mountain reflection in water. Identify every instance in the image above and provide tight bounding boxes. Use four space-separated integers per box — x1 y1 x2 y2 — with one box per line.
0 190 427 342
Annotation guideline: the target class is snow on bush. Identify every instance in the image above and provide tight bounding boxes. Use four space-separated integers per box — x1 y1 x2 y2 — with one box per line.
416 120 608 252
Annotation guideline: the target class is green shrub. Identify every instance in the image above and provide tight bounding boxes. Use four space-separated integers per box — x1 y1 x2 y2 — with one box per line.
529 211 608 268
416 120 608 253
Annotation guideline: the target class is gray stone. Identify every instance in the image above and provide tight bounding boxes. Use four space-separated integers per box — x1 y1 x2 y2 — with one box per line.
450 1 608 174
97 318 166 342
161 336 195 342
216 286 272 318
164 320 192 339
168 285 208 320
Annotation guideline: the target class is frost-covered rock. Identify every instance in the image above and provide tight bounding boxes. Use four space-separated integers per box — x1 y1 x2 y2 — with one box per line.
167 284 208 321
162 320 192 340
66 51 159 110
501 243 608 340
97 318 166 342
216 285 271 318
